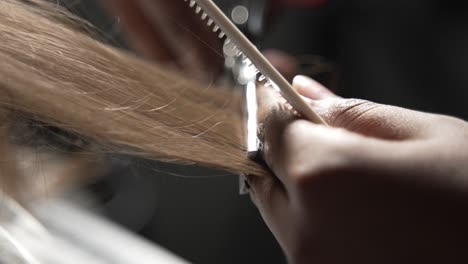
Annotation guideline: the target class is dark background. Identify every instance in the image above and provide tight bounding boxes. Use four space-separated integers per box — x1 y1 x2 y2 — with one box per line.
60 0 468 263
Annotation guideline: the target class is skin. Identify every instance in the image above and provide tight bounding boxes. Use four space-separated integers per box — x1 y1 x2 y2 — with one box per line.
101 0 223 80
248 75 468 264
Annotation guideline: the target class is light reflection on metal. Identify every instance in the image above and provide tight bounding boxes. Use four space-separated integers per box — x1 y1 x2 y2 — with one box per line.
245 81 258 156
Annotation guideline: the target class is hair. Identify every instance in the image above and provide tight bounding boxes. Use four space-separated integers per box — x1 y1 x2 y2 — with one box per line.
0 0 267 196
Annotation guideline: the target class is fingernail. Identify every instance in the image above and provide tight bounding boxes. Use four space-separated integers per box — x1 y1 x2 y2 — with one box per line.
293 75 312 87
293 75 322 99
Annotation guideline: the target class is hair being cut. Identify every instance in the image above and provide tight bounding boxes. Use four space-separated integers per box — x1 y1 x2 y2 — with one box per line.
0 0 267 195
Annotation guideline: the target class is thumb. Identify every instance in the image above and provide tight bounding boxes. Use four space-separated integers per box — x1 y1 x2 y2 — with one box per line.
312 97 436 140
292 75 431 140
292 75 337 100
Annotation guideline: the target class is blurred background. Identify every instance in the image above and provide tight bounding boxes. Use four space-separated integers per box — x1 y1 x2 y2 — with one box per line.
28 0 468 263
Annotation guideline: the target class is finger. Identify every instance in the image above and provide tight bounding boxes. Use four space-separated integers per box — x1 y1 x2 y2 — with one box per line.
135 0 223 79
257 86 309 185
263 50 298 81
292 75 336 100
135 0 199 70
246 174 291 248
257 86 374 186
309 97 434 140
246 174 288 214
288 75 433 139
100 0 176 62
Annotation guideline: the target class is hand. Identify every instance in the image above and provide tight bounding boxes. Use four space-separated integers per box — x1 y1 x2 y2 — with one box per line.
101 0 223 80
263 50 299 81
248 75 468 264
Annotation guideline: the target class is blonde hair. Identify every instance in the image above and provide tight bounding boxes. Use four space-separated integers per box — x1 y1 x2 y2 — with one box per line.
0 0 266 194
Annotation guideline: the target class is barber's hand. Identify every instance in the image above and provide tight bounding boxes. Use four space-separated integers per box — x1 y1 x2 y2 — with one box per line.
101 0 223 80
249 75 468 264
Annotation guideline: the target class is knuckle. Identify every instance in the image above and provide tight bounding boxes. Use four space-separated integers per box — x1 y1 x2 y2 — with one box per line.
261 105 297 142
261 109 301 166
295 163 338 190
330 99 381 128
262 103 295 129
286 140 355 194
285 164 310 185
282 120 310 140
